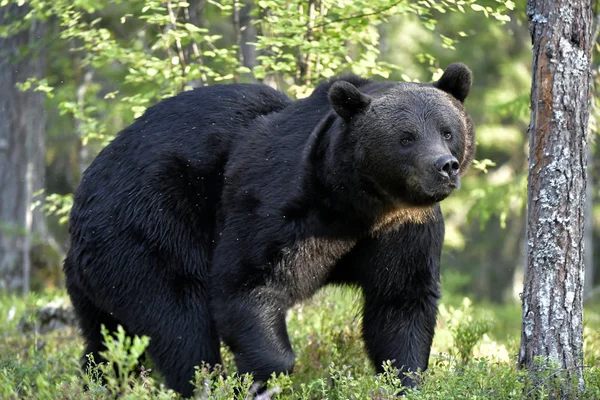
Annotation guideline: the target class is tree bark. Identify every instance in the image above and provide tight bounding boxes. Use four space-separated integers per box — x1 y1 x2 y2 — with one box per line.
0 4 47 294
519 0 593 396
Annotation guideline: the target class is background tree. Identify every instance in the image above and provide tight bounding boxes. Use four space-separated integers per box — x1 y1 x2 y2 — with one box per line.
0 3 47 294
518 0 594 396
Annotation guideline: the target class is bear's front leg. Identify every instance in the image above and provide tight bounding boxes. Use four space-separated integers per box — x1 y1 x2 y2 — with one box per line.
355 214 444 389
211 285 296 384
362 289 439 388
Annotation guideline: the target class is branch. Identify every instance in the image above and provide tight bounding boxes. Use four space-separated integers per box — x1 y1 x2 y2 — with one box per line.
313 0 405 29
184 7 200 59
303 0 317 86
183 5 207 85
166 0 186 69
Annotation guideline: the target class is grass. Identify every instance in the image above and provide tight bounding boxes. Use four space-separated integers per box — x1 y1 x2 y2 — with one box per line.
1 282 599 399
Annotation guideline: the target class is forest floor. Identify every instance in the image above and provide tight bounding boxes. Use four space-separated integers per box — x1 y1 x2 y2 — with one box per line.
1 280 599 399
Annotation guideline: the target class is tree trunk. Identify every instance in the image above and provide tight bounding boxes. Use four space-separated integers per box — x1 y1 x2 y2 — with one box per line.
0 4 47 294
188 0 206 29
239 0 257 74
75 67 94 180
232 0 243 83
185 0 208 86
519 0 593 396
232 0 257 82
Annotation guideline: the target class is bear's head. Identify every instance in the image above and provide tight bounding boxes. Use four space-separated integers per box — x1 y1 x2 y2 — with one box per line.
328 63 475 208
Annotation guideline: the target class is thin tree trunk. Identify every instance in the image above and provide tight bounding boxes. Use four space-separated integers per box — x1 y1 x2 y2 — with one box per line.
303 0 316 86
519 0 593 396
294 3 306 85
75 67 94 180
229 0 258 82
232 0 243 82
189 0 206 28
185 0 208 86
0 4 47 294
239 0 257 75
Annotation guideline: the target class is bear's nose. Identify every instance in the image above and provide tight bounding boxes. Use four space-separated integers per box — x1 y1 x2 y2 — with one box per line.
435 155 460 178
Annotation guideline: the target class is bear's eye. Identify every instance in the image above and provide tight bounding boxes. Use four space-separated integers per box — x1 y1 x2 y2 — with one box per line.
443 131 452 140
400 138 412 147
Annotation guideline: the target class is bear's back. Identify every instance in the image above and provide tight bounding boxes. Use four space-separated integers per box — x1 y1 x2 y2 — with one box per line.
72 83 291 214
66 83 291 287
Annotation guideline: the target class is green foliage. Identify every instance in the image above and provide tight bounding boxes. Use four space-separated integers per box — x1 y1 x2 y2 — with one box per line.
3 0 515 137
6 0 515 123
445 298 494 364
48 0 239 129
93 324 152 396
251 0 511 100
39 192 73 225
1 288 599 399
192 364 255 399
469 171 527 230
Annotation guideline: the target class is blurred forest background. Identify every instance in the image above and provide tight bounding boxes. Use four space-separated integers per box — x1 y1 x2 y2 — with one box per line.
2 0 598 305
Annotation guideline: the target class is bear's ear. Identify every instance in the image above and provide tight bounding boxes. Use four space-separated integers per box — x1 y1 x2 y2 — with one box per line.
433 63 472 103
328 81 372 120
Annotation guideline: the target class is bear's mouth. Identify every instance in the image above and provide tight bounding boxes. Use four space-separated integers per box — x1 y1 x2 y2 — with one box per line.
422 177 461 203
374 171 462 207
448 179 461 190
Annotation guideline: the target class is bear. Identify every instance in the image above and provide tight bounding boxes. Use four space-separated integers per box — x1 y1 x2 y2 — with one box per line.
64 63 475 398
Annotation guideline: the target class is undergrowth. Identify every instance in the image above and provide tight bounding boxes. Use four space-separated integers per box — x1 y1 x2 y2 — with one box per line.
1 285 599 399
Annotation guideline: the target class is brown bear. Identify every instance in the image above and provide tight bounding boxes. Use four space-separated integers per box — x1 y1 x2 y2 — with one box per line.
64 63 475 397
